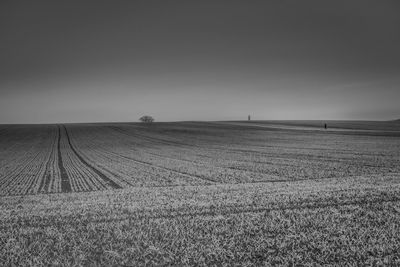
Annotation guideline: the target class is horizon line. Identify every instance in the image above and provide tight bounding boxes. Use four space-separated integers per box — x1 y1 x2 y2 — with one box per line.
0 118 399 126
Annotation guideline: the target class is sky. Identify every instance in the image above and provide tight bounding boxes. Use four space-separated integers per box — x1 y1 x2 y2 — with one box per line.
1 0 399 123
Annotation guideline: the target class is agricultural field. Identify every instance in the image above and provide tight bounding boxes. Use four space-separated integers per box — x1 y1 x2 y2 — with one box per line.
1 120 400 265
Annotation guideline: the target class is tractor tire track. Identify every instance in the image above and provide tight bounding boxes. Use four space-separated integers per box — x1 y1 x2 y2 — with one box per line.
58 125 72 193
112 152 217 184
63 126 122 189
84 125 215 184
107 126 217 183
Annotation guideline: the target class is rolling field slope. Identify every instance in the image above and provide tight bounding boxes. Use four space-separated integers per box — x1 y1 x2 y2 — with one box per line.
1 121 400 265
1 121 399 195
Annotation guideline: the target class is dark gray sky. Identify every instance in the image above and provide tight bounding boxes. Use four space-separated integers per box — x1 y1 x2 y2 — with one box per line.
1 0 399 123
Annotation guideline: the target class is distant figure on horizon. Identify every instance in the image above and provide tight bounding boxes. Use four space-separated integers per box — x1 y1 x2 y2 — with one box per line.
248 115 251 121
324 123 327 129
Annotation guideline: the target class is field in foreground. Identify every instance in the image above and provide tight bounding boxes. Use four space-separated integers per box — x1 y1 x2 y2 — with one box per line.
1 120 400 265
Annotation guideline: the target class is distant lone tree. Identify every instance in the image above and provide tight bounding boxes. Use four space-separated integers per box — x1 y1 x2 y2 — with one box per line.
139 115 154 123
